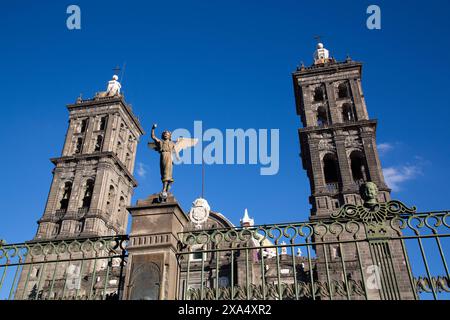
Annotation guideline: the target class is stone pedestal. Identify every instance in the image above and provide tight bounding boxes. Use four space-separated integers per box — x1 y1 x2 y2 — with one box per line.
123 193 188 300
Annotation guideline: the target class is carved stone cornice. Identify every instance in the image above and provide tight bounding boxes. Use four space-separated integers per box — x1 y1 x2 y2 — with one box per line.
50 151 138 187
298 119 377 136
67 96 145 136
293 60 362 79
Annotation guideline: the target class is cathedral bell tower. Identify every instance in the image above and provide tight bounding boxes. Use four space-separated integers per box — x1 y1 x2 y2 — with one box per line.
292 43 390 219
34 75 144 239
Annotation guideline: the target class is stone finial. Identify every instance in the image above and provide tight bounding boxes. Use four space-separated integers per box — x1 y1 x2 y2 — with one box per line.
240 208 254 227
299 61 305 71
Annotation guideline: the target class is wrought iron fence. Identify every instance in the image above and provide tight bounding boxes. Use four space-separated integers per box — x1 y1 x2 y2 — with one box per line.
0 235 128 300
176 208 450 300
1 208 449 300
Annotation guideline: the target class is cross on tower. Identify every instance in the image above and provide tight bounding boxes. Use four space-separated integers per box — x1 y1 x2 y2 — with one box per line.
113 65 121 75
314 35 322 43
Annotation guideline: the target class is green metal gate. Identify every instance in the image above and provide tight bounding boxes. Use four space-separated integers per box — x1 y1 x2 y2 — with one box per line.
0 235 128 300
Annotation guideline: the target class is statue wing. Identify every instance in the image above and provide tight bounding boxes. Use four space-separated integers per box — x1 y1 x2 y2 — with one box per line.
174 138 199 155
148 142 159 151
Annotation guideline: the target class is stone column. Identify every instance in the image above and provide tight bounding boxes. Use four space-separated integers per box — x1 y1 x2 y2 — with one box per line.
89 161 109 212
62 119 75 156
349 79 368 120
302 87 316 127
308 137 326 193
82 116 95 154
361 130 389 190
334 134 353 190
67 167 84 213
123 194 188 300
42 169 61 216
102 114 115 153
325 83 339 124
129 138 138 174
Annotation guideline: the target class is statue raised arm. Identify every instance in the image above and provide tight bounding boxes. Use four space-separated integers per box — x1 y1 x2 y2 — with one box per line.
150 123 160 143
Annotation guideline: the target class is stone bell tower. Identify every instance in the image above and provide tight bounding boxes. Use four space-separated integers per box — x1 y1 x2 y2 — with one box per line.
292 43 390 219
292 44 416 300
34 75 144 239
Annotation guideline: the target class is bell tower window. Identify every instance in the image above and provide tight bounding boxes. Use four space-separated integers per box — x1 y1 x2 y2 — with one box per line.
81 179 95 209
99 116 107 131
342 103 356 122
323 153 340 191
350 151 369 184
74 137 83 154
80 119 88 133
314 86 325 102
94 135 103 152
118 196 126 227
317 106 329 126
116 141 123 158
59 182 72 211
106 185 115 215
338 83 350 98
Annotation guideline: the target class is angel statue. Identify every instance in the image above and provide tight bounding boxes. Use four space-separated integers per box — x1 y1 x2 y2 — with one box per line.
148 124 198 198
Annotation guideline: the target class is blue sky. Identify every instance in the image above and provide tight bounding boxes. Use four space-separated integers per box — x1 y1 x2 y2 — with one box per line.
1 0 450 243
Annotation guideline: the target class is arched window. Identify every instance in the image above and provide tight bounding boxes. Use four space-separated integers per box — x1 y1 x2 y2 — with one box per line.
116 141 122 156
314 86 325 102
338 83 349 98
106 185 115 214
59 181 72 211
94 135 103 152
80 119 88 133
317 106 329 126
128 135 134 151
75 137 83 154
350 151 369 183
81 179 95 209
118 196 126 225
99 116 108 131
342 103 356 122
323 154 340 191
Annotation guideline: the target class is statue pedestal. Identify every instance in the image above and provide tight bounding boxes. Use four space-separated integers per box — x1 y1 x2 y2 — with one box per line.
123 193 188 300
